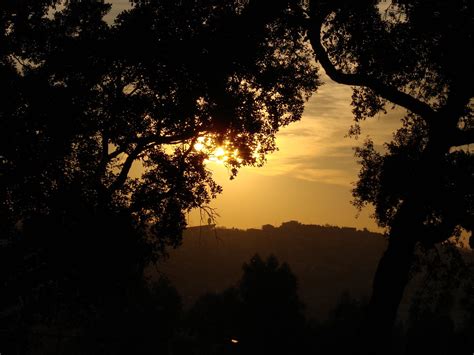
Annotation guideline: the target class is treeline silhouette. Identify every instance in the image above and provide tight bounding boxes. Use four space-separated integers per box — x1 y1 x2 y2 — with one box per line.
156 221 387 320
7 244 473 355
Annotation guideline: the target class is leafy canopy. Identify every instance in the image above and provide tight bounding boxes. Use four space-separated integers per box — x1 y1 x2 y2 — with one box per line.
303 0 473 245
0 0 319 255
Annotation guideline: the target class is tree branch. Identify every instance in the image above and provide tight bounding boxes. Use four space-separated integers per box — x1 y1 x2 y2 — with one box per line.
137 129 204 146
107 129 204 194
107 143 145 194
306 17 437 122
10 54 30 70
108 145 127 160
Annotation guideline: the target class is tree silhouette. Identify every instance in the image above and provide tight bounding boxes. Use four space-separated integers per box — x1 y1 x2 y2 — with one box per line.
3 1 472 352
239 254 306 355
294 0 473 350
185 287 243 354
0 0 318 347
315 292 370 354
186 254 307 355
1 0 318 253
405 242 474 355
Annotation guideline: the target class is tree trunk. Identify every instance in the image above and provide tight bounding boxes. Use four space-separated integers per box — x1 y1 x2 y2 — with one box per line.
365 235 416 353
363 199 423 354
363 131 453 354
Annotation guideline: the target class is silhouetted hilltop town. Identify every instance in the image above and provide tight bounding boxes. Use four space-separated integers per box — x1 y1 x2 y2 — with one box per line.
153 221 387 319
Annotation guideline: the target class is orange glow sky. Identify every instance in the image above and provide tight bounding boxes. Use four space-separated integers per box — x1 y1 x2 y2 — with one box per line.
187 74 403 231
108 1 404 231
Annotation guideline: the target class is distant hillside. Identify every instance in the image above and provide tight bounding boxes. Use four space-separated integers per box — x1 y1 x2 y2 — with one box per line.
150 221 388 320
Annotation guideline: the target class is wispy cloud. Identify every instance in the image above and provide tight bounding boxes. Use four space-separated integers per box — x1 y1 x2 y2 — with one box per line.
242 73 404 186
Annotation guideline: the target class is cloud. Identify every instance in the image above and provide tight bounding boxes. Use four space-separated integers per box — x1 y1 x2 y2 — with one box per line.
238 73 404 186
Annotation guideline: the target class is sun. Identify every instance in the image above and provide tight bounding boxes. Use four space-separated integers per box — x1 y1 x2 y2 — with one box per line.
193 136 240 165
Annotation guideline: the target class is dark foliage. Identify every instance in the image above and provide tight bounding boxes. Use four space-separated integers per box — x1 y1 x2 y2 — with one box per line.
1 0 473 353
0 0 318 350
185 254 308 355
180 250 473 355
301 0 473 349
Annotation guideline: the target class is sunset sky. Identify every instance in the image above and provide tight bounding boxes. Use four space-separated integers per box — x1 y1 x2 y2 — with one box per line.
187 75 403 231
108 0 404 231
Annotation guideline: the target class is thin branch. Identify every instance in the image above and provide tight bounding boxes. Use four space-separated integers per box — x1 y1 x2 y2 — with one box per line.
108 145 127 160
124 84 140 97
137 129 203 146
182 136 198 158
107 129 202 161
107 129 204 193
107 143 145 194
10 54 30 70
306 17 437 122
